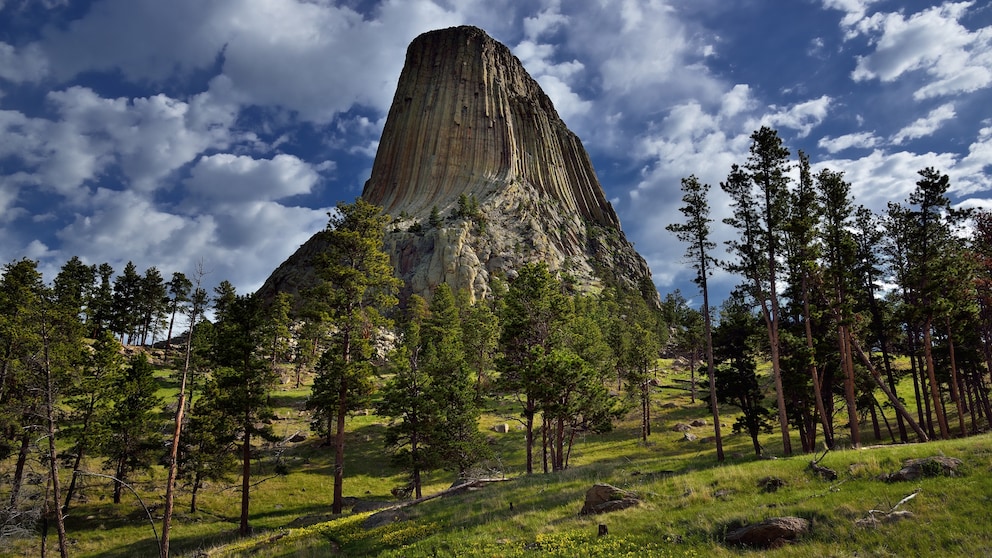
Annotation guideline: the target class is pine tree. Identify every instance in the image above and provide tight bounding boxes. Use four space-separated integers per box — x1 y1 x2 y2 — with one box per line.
816 167 861 447
305 198 401 513
667 174 725 460
102 353 161 505
420 284 486 477
497 262 569 474
208 292 279 536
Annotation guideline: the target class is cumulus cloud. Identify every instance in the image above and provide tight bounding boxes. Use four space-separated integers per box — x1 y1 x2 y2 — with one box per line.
815 149 959 208
891 103 956 144
818 131 880 153
755 95 832 138
849 3 992 100
0 42 47 82
185 153 322 202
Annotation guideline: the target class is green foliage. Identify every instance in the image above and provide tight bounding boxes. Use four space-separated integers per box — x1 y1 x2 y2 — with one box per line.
305 197 402 512
102 353 162 503
429 205 442 227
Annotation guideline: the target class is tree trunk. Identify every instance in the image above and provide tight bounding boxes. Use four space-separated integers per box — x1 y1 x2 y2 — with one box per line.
840 326 860 447
332 388 347 514
922 320 950 439
161 303 195 557
868 394 881 440
945 319 966 437
114 462 125 504
239 426 251 536
760 299 792 455
524 394 535 475
541 415 549 474
802 278 833 449
850 337 928 441
689 347 697 403
9 432 31 508
43 335 68 558
703 284 724 461
190 473 201 514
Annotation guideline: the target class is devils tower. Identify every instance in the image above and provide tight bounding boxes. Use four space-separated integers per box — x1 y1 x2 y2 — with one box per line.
261 26 654 303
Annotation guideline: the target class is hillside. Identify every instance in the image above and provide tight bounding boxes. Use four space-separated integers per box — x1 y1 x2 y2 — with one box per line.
7 353 987 557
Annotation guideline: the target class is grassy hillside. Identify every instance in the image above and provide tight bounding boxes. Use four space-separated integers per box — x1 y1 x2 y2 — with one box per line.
4 354 990 557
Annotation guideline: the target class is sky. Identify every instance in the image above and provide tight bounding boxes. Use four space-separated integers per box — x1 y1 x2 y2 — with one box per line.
1 0 991 305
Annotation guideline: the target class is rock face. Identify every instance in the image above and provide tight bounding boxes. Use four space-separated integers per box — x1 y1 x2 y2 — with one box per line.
261 26 654 304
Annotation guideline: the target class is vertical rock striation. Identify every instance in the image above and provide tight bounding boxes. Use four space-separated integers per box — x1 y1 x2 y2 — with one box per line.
260 26 655 305
363 25 619 230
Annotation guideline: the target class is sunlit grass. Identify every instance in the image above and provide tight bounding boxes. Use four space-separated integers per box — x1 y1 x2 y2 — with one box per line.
3 352 991 557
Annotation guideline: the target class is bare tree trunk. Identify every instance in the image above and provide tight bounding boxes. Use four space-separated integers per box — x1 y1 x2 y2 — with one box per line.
840 326 860 447
239 427 251 536
42 326 68 558
850 337 929 441
524 404 534 475
945 319 966 437
9 432 30 508
802 280 833 448
922 321 950 439
161 297 197 557
702 282 724 461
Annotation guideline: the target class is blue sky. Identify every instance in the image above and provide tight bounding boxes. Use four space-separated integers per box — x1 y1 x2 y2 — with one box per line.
1 0 991 304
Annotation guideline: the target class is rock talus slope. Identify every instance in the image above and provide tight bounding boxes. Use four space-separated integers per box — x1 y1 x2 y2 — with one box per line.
261 26 655 304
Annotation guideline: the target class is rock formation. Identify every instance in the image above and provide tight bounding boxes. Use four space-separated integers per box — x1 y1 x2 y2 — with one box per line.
261 25 655 304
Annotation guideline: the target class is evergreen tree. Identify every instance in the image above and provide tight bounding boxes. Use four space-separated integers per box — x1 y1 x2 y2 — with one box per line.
712 295 774 455
667 174 725 460
0 259 48 512
102 353 161 505
208 292 280 536
177 378 237 513
816 167 861 447
419 284 486 476
163 272 192 357
62 330 123 511
111 262 142 344
137 266 167 345
497 262 569 474
305 198 402 514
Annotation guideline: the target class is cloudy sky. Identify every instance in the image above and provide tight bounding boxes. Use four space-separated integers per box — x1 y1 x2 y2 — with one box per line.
2 0 991 304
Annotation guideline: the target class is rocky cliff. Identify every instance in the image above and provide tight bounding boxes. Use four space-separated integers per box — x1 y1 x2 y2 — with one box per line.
261 26 655 304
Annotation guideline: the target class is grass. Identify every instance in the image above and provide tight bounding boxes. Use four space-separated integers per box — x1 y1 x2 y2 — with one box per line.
3 355 991 557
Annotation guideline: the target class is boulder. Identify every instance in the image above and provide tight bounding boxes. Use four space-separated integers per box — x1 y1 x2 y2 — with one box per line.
689 419 707 427
671 423 691 433
579 483 640 515
362 508 409 529
725 516 810 548
758 476 785 493
884 456 963 481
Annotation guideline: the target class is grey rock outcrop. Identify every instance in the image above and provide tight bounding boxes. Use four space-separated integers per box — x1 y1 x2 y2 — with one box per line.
259 26 655 305
579 483 640 515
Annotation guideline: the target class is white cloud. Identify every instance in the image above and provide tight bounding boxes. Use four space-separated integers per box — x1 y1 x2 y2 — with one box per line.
185 153 321 202
850 3 992 99
815 149 958 208
756 95 832 138
523 4 567 40
50 87 238 191
818 131 880 153
821 0 883 32
0 42 47 82
891 103 956 144
52 186 331 294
